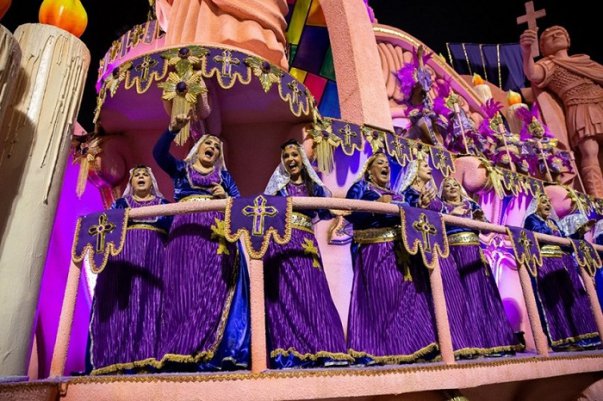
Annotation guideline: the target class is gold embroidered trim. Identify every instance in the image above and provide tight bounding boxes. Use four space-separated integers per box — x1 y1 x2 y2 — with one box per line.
348 342 439 364
90 249 241 375
179 194 213 202
448 232 479 246
540 245 564 258
223 197 293 260
62 351 603 384
127 224 167 235
291 212 313 233
505 227 543 277
452 343 525 358
551 332 600 348
353 226 400 244
399 209 450 270
270 347 354 362
71 210 130 274
570 240 602 277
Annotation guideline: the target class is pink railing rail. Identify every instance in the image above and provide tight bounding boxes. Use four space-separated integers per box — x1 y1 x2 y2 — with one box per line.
49 198 603 376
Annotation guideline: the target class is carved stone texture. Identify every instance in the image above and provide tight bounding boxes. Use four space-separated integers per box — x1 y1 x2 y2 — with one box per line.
0 23 90 376
0 24 21 136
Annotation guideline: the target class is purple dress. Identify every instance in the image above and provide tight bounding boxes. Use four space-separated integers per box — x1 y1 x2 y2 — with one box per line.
90 196 171 374
264 182 351 368
440 199 522 357
524 213 599 349
153 129 248 370
346 181 439 364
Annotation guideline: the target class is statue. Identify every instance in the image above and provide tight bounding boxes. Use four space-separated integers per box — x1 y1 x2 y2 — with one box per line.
155 0 289 69
520 26 603 197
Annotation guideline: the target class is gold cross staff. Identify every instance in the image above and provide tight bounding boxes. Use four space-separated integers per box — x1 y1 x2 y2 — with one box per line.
88 214 116 253
242 195 278 236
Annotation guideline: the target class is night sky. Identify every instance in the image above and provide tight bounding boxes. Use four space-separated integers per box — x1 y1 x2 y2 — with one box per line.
2 0 600 132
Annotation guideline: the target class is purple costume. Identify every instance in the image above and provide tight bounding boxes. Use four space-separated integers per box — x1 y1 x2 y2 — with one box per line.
524 213 599 348
264 183 350 368
346 180 439 364
439 198 522 357
90 194 171 374
263 148 350 368
153 130 249 370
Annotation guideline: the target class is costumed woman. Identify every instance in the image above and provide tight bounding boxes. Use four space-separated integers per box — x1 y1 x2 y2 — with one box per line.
438 176 522 357
153 114 249 370
345 152 439 364
89 165 172 374
524 194 599 350
263 139 351 368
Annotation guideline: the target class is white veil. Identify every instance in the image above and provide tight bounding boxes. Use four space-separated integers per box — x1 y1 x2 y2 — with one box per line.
184 134 227 171
264 142 327 195
122 166 164 198
522 193 560 227
392 152 436 194
594 219 603 240
559 212 595 237
437 176 471 201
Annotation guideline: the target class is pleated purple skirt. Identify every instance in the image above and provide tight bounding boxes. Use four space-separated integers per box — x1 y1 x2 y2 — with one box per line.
264 224 351 368
157 211 239 366
90 227 166 374
441 239 522 356
347 236 439 364
534 250 598 347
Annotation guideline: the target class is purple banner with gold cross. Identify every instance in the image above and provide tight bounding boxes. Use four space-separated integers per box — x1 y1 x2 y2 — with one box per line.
429 145 455 177
570 239 602 277
330 119 363 156
71 209 128 274
505 226 543 277
385 133 412 167
224 195 293 259
399 206 449 269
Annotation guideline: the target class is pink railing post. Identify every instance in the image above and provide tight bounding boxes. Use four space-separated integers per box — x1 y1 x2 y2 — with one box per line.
516 266 549 356
49 259 82 377
248 258 268 373
428 256 455 364
578 267 603 341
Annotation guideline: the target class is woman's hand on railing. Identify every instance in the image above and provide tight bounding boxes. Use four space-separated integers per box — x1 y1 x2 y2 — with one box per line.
377 194 393 203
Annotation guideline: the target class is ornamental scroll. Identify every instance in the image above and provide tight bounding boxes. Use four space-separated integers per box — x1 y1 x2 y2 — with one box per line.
224 195 293 259
71 209 129 273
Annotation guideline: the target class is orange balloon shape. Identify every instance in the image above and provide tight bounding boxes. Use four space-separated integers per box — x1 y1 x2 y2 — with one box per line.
0 0 12 21
39 0 88 38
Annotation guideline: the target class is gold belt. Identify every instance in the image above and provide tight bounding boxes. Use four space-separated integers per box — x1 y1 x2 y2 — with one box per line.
354 226 400 244
291 212 313 233
127 223 167 235
540 244 564 258
179 194 213 202
448 231 480 246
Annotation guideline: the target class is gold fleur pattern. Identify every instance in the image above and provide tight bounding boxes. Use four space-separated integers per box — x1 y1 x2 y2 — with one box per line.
301 238 321 269
245 56 283 93
210 218 230 256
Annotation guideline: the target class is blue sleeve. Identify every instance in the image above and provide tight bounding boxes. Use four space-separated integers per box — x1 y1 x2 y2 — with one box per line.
313 184 332 221
524 214 543 232
345 181 399 227
110 198 128 210
221 170 240 198
158 197 173 232
153 129 180 177
596 235 603 246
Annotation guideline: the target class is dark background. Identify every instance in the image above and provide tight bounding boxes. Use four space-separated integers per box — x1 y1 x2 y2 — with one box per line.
2 0 600 132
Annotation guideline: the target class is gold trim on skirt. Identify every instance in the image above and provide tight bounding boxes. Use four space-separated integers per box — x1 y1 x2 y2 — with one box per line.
353 226 400 244
291 212 313 233
540 244 564 258
448 231 480 246
179 194 213 202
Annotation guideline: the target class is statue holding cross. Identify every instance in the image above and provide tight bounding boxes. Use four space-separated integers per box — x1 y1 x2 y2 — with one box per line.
520 22 603 197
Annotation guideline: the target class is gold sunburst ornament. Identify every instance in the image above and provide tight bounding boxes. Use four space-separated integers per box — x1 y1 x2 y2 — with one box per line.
162 46 208 75
158 69 208 145
245 56 283 93
309 113 340 173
